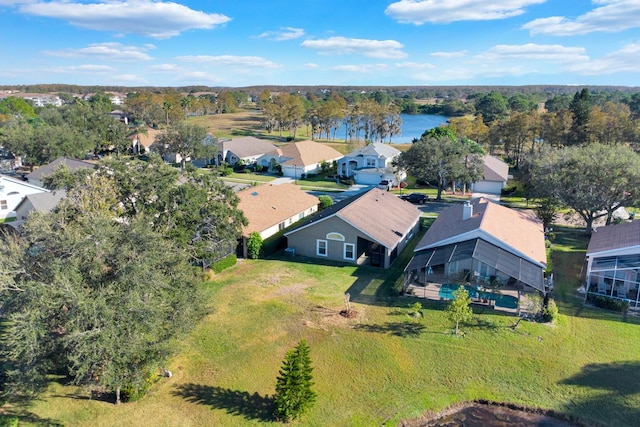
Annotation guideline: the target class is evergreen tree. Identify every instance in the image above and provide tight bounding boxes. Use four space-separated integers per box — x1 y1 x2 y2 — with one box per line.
273 340 316 422
568 88 591 145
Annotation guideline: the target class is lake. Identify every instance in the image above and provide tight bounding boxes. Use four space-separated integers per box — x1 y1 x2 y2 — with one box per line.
394 113 450 143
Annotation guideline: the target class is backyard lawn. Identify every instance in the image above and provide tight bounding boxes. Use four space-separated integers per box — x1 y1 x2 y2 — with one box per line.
12 227 640 426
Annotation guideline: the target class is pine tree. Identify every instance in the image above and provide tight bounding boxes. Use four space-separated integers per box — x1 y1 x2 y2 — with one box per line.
273 340 316 422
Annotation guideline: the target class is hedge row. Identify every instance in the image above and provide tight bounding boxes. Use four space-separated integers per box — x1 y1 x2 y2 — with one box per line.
586 293 630 312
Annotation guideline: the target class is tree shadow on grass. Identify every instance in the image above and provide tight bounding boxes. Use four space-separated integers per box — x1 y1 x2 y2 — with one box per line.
172 383 274 422
558 360 640 426
354 321 427 338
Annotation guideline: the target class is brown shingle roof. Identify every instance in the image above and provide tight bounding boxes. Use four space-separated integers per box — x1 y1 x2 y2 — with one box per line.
587 221 640 255
337 189 421 248
268 140 343 167
285 189 421 249
237 183 319 235
129 128 162 149
416 198 546 265
220 137 278 159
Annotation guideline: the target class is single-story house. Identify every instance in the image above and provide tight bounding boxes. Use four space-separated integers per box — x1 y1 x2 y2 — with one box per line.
583 220 640 307
26 157 95 188
155 133 217 168
217 137 278 167
404 198 548 298
12 189 67 225
285 188 421 268
337 143 404 186
470 155 509 195
237 183 319 257
257 140 343 178
130 128 162 154
0 175 50 220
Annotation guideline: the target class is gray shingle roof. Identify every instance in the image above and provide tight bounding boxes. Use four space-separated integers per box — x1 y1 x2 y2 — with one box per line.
587 220 640 255
26 157 94 181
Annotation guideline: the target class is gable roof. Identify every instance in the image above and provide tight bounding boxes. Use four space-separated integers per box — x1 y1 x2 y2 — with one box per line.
0 174 48 192
587 221 640 255
237 183 319 235
129 128 162 149
415 198 546 266
344 142 401 159
286 188 421 249
482 155 509 182
16 189 67 213
267 140 343 167
26 157 94 182
220 137 278 159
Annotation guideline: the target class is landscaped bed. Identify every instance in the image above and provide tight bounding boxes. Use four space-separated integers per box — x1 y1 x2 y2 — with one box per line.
12 227 640 427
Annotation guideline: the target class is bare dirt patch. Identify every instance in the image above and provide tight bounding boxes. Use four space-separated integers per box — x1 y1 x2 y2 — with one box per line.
402 401 587 427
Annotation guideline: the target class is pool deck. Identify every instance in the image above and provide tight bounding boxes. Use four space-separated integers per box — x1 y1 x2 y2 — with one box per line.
405 282 525 315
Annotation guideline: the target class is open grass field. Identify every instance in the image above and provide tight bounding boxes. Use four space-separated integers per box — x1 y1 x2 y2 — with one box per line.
13 226 640 426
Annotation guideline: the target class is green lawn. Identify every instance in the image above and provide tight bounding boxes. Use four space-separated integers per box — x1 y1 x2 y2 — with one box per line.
13 227 640 427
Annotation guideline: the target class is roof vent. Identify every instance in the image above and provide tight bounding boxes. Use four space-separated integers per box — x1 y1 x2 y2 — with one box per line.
463 201 473 220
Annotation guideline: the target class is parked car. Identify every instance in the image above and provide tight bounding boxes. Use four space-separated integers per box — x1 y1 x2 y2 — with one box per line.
400 192 428 204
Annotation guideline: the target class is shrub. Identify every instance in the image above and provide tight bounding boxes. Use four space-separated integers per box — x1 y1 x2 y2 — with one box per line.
211 254 237 273
318 195 333 209
586 294 630 312
0 416 18 427
407 301 423 317
220 167 233 176
246 232 263 259
543 298 559 322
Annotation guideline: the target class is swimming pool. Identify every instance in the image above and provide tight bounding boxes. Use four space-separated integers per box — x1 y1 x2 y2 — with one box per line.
438 284 519 309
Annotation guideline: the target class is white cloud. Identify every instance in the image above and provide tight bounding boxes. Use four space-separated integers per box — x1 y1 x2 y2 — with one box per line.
43 42 154 61
44 64 116 74
523 0 640 36
566 42 640 74
302 36 406 59
385 0 546 25
302 63 319 68
395 62 435 69
18 1 231 39
332 64 388 73
431 50 468 58
258 27 304 41
108 74 146 83
177 55 280 68
178 70 225 84
149 63 179 71
478 43 589 62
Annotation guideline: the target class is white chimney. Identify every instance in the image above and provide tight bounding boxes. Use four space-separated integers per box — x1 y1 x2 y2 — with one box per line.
463 201 473 220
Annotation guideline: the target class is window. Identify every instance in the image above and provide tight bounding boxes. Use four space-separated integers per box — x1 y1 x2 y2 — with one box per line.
326 232 345 241
298 213 305 220
478 261 489 277
344 243 355 260
366 158 376 167
278 222 285 231
0 200 7 210
448 261 458 274
317 240 327 257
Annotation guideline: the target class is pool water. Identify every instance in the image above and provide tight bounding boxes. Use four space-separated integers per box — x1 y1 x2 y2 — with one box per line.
438 284 518 309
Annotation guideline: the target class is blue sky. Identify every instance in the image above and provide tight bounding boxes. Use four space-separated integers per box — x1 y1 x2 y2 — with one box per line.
1 0 639 87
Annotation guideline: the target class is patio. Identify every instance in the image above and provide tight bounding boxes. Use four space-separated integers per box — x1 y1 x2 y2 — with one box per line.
404 281 528 315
